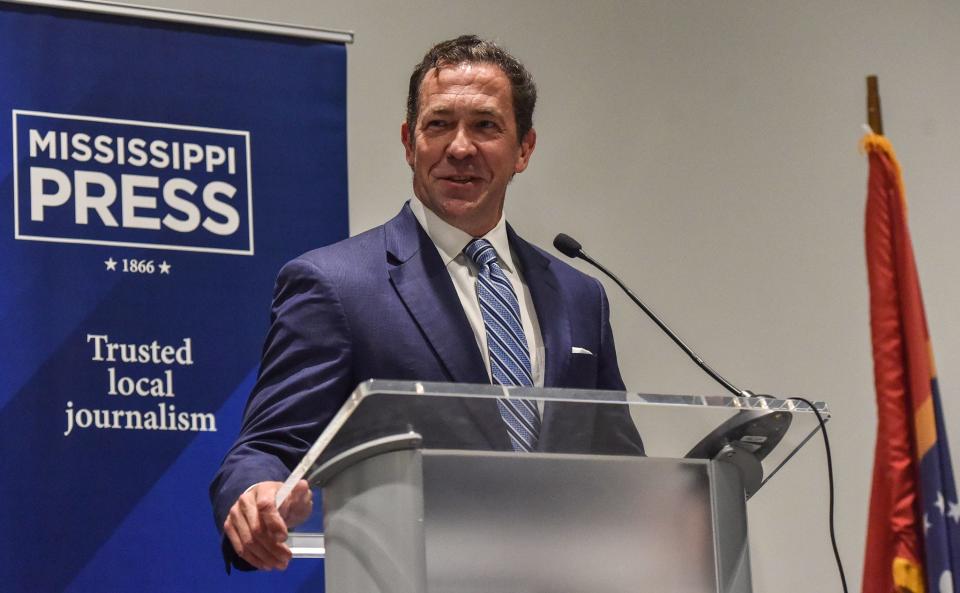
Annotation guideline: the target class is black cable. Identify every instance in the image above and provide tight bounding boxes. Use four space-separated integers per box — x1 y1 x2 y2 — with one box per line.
788 396 848 593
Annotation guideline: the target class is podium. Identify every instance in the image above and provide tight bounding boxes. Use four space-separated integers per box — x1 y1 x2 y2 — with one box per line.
278 380 828 593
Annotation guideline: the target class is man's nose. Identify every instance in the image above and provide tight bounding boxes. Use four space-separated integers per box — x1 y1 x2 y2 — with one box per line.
446 125 477 160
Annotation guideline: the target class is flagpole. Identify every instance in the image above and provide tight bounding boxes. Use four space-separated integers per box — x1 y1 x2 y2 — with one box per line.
867 75 883 135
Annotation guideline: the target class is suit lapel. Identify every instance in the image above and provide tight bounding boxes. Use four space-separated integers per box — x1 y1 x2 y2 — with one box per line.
508 227 570 388
385 205 488 385
385 205 510 450
508 228 590 453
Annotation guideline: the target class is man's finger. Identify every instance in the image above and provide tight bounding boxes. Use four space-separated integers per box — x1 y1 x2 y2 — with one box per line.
222 483 296 570
226 510 279 570
238 540 273 570
227 506 252 549
232 521 288 570
224 520 246 562
261 506 288 542
238 493 263 538
247 534 291 570
255 486 288 540
250 538 290 570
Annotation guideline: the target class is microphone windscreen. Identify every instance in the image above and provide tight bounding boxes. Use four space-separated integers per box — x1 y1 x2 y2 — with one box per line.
553 233 582 258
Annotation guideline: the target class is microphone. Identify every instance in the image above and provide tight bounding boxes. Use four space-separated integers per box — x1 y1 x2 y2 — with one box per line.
553 233 582 258
553 233 755 398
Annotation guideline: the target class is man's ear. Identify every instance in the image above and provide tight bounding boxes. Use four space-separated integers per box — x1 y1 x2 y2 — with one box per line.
401 121 415 167
514 128 537 174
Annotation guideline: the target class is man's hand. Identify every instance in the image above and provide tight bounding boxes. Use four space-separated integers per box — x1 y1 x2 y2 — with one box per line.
223 479 312 570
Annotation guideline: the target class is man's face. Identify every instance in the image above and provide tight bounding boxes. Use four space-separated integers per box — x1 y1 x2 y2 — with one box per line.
402 62 536 237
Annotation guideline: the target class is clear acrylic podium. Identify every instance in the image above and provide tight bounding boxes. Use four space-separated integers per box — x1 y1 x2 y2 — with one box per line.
278 380 829 593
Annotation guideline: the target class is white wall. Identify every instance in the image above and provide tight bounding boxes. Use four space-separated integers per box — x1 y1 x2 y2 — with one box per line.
144 0 960 590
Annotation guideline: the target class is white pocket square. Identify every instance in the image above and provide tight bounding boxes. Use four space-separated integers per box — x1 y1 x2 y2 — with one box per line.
571 346 594 355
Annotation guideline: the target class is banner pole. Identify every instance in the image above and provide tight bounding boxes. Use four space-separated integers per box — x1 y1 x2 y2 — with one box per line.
2 0 354 42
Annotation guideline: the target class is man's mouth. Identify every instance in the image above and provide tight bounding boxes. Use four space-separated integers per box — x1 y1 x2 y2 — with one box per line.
439 175 480 184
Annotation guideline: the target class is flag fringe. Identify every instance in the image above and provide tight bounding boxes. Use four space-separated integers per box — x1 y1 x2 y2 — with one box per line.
861 132 910 221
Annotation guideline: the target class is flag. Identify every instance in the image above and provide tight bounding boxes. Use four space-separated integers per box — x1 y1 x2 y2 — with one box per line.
862 133 960 593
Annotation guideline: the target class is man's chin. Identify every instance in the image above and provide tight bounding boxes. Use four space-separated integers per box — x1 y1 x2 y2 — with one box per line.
432 191 481 211
435 201 501 236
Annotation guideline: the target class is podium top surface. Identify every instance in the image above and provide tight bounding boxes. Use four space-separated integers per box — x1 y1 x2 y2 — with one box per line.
281 380 829 500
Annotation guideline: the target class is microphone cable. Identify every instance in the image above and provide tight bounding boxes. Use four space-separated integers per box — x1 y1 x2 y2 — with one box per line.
788 396 848 593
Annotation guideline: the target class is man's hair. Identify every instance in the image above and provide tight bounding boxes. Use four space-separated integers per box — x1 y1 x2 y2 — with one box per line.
406 35 537 145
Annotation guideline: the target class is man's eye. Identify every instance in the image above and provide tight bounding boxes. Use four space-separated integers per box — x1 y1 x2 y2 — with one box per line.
477 120 497 129
426 120 448 129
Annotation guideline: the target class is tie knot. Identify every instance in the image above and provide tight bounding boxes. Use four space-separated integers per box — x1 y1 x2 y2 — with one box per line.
464 238 499 269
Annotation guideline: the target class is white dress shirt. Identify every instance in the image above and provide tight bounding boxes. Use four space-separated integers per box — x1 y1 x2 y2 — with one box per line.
409 198 545 387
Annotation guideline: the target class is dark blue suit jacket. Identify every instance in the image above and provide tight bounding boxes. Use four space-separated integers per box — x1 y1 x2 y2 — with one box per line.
210 203 641 568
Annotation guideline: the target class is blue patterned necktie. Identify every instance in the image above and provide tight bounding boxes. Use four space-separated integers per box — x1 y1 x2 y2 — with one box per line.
464 238 541 452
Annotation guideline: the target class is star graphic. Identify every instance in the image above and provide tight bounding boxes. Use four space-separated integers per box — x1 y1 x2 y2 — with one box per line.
949 501 960 523
925 512 932 535
159 261 171 274
104 257 117 271
936 491 946 515
938 569 953 593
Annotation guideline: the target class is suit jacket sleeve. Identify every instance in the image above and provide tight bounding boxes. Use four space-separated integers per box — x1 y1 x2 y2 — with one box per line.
209 256 356 569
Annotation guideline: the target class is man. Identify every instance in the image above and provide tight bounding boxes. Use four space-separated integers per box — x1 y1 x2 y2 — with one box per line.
210 35 641 572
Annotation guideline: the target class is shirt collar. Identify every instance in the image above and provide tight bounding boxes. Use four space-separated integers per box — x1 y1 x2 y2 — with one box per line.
409 198 515 273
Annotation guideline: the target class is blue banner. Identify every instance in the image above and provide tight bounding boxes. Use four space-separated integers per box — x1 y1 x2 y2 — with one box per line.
0 4 347 592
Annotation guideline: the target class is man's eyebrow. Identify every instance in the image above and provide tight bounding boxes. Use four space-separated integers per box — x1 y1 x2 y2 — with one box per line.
422 105 503 117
